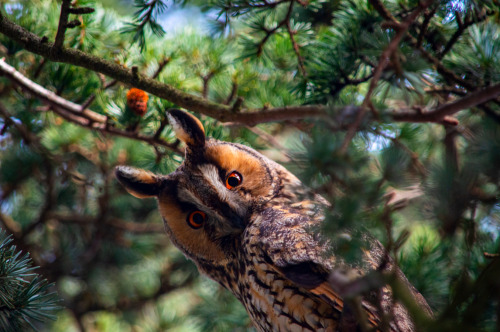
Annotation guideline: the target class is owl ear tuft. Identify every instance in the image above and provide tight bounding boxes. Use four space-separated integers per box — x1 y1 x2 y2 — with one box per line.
167 109 205 148
115 166 162 198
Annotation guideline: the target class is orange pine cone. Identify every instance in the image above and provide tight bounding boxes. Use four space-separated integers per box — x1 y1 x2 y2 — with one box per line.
126 88 149 116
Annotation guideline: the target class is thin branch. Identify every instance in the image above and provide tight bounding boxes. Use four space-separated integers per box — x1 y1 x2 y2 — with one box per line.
0 59 106 123
53 0 72 51
0 15 323 125
372 128 427 177
281 1 307 76
340 1 433 152
80 78 118 110
368 0 398 22
438 10 494 59
0 59 182 152
416 4 439 48
201 71 216 99
479 104 500 124
392 83 500 122
285 16 307 76
223 0 290 12
151 57 171 79
224 80 238 105
416 45 475 90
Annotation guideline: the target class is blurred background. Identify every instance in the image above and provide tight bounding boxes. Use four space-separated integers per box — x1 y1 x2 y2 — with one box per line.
0 0 499 331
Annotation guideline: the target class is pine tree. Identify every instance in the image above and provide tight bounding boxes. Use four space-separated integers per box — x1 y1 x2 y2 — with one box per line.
0 231 59 331
0 0 499 331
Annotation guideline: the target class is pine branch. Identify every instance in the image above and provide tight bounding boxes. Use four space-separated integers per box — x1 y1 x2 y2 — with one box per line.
416 3 439 48
1 11 497 131
284 4 307 76
392 83 500 123
438 9 495 59
368 0 397 22
121 0 168 50
0 59 181 153
340 0 433 153
0 59 106 123
0 231 59 332
218 0 291 16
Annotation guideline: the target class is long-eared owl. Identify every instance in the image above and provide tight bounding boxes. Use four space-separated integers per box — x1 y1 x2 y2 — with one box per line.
115 109 432 331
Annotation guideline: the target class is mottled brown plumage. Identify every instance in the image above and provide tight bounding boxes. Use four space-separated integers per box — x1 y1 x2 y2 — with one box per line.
115 109 432 331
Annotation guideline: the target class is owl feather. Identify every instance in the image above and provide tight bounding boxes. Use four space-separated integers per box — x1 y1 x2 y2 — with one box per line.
115 109 432 332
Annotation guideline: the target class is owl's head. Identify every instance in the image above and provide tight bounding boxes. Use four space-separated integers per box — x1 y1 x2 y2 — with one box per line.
115 110 301 267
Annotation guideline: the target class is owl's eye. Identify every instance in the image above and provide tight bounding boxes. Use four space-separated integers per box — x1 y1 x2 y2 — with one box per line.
187 211 206 229
225 171 242 190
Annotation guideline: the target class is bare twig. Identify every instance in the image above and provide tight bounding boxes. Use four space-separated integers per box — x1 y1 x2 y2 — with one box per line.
53 0 72 51
479 104 500 124
224 80 239 105
151 57 171 79
416 4 439 48
284 1 307 76
0 59 106 123
368 0 398 22
201 71 216 99
392 83 500 122
80 78 118 110
372 128 427 177
438 10 494 59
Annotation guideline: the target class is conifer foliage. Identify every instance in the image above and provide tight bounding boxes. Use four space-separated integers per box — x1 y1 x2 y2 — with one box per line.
0 0 499 331
0 231 59 331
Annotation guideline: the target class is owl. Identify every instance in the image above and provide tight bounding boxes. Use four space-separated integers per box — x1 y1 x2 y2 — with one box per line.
115 109 432 331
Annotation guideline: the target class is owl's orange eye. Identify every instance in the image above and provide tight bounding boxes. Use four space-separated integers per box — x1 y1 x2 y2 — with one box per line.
187 211 206 229
225 171 242 190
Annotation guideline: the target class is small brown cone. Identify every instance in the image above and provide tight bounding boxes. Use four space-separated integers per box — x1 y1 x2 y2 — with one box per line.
126 88 149 116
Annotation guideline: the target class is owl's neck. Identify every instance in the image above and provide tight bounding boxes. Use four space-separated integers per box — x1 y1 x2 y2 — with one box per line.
196 250 247 294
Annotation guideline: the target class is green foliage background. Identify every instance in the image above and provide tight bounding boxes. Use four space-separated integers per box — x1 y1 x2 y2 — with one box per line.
0 0 499 331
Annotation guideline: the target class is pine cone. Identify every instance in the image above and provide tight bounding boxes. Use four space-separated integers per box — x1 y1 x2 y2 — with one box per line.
126 88 149 116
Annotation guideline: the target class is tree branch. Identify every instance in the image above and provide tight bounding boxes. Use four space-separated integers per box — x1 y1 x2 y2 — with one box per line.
0 14 323 125
392 83 500 122
340 0 432 152
0 59 182 153
368 0 398 22
438 10 494 59
0 59 106 123
53 0 72 51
